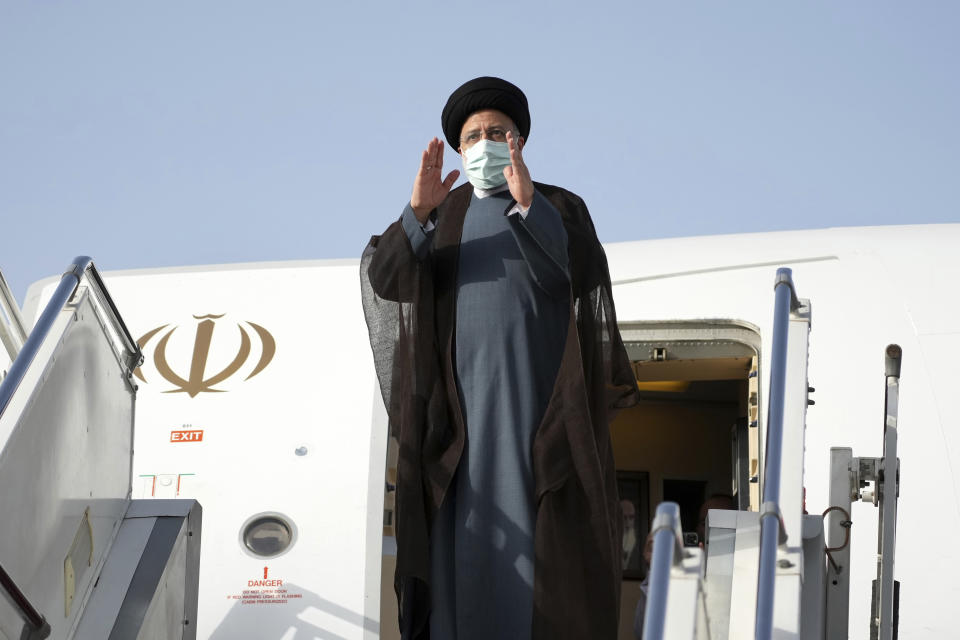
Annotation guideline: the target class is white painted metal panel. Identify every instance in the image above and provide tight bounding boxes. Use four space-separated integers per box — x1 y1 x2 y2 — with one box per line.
801 515 825 640
778 305 810 552
825 448 853 640
704 509 738 640
728 511 761 640
0 289 134 640
661 549 707 640
771 549 803 640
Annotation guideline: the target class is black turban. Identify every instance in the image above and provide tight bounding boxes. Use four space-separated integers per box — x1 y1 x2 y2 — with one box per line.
441 76 530 150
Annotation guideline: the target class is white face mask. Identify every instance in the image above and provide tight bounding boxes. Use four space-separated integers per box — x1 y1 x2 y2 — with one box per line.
461 139 512 190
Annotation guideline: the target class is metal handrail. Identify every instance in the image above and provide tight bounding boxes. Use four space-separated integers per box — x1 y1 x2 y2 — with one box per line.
0 257 142 419
0 563 49 638
874 344 902 640
754 267 800 640
82 258 142 373
0 257 140 638
0 269 28 362
642 502 685 640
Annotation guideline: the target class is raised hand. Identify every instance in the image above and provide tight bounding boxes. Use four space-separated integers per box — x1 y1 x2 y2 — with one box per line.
410 137 460 223
504 131 534 210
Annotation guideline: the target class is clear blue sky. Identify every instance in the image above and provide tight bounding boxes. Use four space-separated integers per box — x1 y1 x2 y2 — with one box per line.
2 2 958 303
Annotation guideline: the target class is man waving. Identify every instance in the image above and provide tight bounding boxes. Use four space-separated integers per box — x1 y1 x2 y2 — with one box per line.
362 76 638 640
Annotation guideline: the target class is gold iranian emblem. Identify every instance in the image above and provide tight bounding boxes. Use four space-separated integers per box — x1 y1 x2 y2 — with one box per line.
135 314 276 397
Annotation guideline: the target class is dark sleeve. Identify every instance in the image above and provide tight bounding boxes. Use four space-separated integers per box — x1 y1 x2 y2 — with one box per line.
367 203 435 302
401 202 436 261
508 189 570 299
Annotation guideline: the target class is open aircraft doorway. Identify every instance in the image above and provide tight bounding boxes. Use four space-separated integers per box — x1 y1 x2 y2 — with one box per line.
613 320 760 640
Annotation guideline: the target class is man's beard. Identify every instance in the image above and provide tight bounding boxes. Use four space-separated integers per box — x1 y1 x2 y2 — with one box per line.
622 526 637 557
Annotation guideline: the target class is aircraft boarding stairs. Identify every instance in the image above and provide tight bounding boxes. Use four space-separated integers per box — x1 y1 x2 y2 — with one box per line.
0 258 201 640
642 269 901 640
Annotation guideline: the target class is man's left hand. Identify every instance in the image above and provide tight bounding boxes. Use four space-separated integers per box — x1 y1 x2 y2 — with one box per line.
504 130 534 210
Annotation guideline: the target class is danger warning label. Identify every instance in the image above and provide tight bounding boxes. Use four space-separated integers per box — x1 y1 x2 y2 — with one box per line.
226 567 302 605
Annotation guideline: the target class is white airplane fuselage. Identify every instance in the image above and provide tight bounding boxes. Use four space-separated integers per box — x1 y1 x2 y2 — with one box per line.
18 223 960 639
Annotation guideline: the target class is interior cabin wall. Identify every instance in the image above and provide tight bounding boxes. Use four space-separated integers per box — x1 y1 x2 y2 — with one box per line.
612 401 740 526
612 398 741 640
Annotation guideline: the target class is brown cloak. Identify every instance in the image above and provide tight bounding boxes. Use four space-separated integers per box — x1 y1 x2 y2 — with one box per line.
360 181 639 639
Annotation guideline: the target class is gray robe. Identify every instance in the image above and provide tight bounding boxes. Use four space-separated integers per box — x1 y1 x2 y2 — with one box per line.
363 179 637 640
401 187 569 639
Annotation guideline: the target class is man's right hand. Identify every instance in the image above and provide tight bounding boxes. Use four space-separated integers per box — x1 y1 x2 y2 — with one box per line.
410 137 460 224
